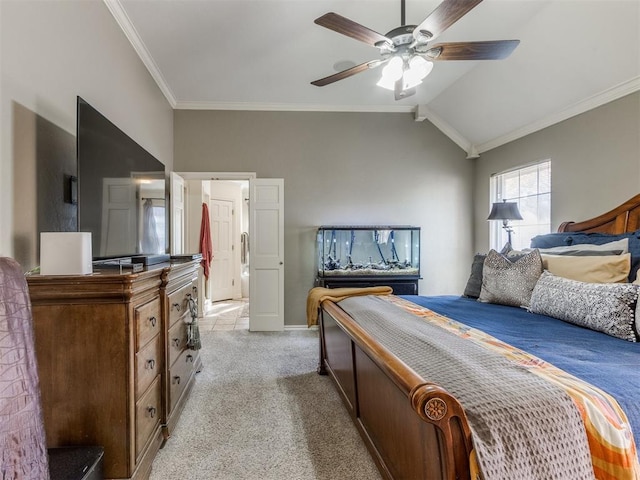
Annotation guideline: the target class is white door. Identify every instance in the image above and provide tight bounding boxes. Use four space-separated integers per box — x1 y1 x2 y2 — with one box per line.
210 198 234 301
101 178 136 257
249 178 284 331
170 172 185 255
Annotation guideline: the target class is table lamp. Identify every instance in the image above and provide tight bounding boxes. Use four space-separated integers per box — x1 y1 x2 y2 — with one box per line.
487 200 523 246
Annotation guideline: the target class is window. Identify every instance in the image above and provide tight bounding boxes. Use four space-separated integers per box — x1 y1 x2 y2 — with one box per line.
490 160 551 251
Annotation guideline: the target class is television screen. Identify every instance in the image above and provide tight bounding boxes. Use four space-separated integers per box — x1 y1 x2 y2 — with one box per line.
77 97 167 260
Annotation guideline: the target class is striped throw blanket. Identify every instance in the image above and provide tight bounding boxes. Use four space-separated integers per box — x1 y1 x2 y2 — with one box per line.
387 295 640 480
338 294 640 480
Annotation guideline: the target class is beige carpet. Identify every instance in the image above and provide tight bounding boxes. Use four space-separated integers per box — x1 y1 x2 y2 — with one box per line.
150 329 381 480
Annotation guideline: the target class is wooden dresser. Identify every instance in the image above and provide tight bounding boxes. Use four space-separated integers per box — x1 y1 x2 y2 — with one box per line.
163 262 202 438
27 261 200 480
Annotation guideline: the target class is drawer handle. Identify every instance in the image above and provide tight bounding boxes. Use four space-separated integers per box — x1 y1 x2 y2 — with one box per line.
192 286 197 294
172 303 181 312
146 359 155 370
186 354 193 363
149 316 157 327
147 406 157 418
173 376 181 385
172 338 180 347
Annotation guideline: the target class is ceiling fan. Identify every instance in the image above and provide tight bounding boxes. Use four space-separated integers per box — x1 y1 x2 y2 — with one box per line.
311 0 520 100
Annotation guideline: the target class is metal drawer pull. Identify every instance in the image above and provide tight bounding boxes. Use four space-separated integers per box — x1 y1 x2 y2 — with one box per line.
147 406 157 418
186 354 193 363
173 338 180 347
146 359 155 370
172 303 181 312
173 376 181 385
149 316 157 327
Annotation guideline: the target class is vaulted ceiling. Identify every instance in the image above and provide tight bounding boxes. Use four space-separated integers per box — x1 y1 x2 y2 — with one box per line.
107 0 640 157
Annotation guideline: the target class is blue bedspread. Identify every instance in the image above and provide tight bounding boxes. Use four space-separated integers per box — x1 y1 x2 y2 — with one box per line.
400 295 640 448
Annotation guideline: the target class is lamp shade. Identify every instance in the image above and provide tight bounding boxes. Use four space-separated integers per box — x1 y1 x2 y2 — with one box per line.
487 200 523 221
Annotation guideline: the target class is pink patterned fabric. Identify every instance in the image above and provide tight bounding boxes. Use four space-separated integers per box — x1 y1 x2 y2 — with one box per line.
0 257 50 479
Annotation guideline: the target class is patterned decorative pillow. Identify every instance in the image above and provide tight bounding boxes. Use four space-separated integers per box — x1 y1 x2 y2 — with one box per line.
463 245 528 299
529 271 639 342
479 249 543 308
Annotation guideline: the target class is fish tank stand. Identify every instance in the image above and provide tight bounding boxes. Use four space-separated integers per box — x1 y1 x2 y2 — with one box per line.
315 226 420 295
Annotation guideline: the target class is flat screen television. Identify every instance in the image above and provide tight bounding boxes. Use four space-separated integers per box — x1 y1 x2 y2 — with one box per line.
77 96 167 260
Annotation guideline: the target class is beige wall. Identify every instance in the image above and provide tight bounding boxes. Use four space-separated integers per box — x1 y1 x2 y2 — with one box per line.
0 0 173 262
174 110 474 326
474 92 640 253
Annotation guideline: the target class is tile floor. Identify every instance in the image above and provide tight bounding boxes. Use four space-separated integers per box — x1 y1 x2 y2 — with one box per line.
198 298 249 331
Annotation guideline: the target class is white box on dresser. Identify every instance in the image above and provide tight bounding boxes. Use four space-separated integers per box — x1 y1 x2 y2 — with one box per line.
39 232 93 275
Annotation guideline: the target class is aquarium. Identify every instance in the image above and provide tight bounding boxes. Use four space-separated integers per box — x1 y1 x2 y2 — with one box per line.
317 226 420 278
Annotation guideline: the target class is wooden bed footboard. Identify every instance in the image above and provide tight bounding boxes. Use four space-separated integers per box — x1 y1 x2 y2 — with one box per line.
319 301 474 480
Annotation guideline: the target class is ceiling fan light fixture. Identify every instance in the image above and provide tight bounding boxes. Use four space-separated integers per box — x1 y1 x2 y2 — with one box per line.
377 56 404 89
378 55 432 92
408 55 433 79
376 76 397 91
402 72 423 90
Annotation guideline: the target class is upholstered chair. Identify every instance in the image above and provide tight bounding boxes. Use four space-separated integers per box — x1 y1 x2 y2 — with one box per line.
0 257 50 479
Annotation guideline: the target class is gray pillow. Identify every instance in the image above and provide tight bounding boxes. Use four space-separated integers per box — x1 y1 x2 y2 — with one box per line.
479 249 543 308
463 254 485 299
529 271 639 342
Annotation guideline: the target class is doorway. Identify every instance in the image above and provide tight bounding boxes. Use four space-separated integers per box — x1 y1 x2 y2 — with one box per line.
171 172 284 331
209 180 248 303
182 179 247 312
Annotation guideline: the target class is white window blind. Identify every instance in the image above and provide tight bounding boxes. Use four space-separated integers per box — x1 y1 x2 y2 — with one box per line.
490 160 551 250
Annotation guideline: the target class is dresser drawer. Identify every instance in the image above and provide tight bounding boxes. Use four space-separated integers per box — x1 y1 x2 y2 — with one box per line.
167 320 188 368
135 376 162 459
135 298 161 350
168 349 198 413
135 334 162 399
167 283 195 327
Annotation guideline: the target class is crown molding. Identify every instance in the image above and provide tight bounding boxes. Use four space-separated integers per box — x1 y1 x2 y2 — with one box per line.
413 105 474 157
174 100 414 113
476 76 640 154
103 0 177 108
99 1 639 156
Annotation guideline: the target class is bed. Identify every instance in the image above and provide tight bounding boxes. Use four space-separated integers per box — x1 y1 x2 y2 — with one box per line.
313 194 640 480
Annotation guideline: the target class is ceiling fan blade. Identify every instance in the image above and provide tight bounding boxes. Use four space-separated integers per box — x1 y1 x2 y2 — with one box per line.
413 0 483 43
315 12 393 48
425 40 520 60
311 60 385 87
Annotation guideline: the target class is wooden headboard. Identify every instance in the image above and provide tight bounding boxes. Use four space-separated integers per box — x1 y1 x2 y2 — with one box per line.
558 193 640 234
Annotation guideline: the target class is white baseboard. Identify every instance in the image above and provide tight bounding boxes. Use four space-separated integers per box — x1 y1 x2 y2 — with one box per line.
284 325 318 331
